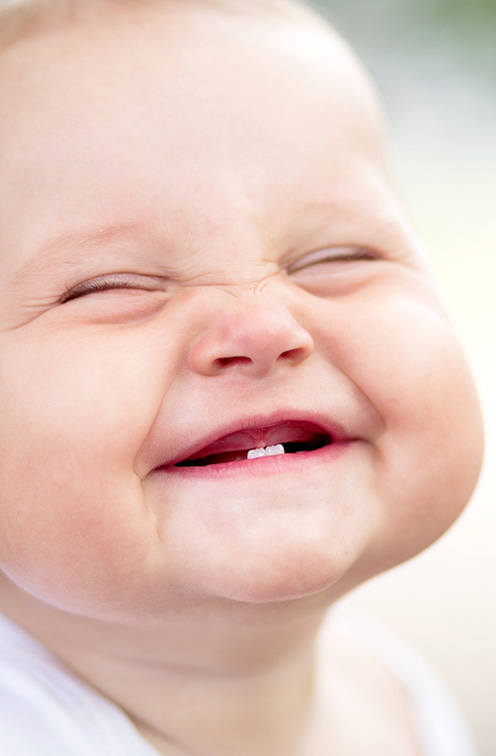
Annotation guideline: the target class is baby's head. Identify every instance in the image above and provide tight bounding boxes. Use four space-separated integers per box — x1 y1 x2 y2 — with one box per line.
0 0 483 625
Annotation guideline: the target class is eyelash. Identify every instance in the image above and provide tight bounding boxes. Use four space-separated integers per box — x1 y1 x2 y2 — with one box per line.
287 247 378 273
61 276 146 303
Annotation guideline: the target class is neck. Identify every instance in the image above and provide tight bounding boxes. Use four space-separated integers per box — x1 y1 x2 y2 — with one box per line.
80 638 318 756
0 577 333 756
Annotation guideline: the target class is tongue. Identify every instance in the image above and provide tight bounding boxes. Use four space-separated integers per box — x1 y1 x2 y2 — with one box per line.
182 423 325 463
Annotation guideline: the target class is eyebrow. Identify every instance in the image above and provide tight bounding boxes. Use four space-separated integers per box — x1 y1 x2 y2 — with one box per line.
11 221 158 289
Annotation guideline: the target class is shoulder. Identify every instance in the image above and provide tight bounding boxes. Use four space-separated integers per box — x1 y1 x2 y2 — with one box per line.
316 607 479 756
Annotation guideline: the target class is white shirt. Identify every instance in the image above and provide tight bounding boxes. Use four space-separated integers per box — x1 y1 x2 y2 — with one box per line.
0 611 479 755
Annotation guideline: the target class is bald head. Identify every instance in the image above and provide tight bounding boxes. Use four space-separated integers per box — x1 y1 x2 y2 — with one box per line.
0 0 332 48
0 0 385 151
0 0 383 121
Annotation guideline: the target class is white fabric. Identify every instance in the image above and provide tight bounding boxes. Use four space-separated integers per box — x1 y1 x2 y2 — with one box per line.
0 611 479 755
0 614 158 756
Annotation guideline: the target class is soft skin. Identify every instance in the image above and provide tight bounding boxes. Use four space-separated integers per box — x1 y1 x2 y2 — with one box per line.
0 0 482 618
0 2 483 755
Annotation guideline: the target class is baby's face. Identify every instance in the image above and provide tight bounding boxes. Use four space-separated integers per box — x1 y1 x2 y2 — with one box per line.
0 3 483 619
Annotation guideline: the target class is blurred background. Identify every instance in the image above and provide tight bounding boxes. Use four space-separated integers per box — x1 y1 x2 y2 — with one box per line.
306 0 495 753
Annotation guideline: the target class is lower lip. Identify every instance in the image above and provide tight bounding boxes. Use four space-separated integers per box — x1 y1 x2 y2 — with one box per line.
154 441 354 480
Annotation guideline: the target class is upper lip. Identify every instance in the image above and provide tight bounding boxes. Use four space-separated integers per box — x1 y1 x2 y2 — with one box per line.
154 411 354 469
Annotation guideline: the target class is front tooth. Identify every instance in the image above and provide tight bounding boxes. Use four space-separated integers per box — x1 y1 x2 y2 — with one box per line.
247 444 285 459
247 448 265 459
265 444 285 456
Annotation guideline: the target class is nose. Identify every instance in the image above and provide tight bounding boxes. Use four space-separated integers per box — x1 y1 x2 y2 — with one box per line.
188 295 314 378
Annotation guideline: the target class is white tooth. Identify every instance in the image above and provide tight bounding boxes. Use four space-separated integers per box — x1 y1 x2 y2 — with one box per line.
247 447 266 459
265 444 285 456
247 444 285 459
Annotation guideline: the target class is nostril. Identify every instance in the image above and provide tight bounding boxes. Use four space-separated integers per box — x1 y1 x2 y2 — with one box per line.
215 356 253 369
280 347 309 362
190 309 313 377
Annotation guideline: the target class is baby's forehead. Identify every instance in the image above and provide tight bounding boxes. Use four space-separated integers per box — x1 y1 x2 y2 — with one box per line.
0 0 393 287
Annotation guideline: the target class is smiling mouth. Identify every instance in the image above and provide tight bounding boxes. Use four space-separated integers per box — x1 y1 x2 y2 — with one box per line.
174 424 332 468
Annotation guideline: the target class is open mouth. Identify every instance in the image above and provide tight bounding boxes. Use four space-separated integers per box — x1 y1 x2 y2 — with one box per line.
174 422 332 468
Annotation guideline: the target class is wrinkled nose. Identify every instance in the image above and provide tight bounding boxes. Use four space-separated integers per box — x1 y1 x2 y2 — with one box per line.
188 299 314 378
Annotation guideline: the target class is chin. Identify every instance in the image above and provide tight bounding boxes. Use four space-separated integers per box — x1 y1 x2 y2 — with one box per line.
189 539 367 606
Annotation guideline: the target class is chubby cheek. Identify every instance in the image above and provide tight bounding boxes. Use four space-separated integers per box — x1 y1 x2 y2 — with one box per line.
328 288 483 568
0 465 146 612
0 330 166 614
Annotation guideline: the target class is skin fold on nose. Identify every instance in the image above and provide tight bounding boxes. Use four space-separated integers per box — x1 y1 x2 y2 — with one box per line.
188 302 315 378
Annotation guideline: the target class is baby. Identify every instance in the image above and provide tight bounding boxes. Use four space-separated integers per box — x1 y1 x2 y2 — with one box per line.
0 0 484 754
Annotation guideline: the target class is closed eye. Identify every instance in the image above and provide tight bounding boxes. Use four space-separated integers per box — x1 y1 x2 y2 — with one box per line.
60 274 163 304
287 246 378 274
